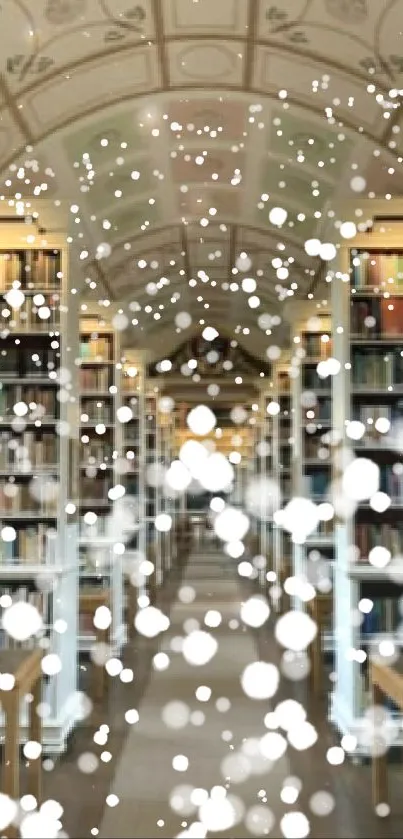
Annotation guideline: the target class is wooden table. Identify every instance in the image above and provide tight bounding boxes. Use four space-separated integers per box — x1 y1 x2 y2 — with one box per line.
79 589 110 702
308 594 333 696
0 648 43 837
370 659 403 810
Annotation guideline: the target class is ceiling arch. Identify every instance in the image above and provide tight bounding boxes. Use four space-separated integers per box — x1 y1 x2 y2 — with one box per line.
0 0 402 351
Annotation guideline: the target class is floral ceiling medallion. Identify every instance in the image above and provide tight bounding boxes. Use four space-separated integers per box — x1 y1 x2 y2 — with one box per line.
324 0 368 24
45 0 87 25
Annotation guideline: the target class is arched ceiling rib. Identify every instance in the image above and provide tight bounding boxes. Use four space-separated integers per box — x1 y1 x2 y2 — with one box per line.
0 0 402 354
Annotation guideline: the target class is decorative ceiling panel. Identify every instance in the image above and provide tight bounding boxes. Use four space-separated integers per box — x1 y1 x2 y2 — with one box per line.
254 48 382 132
0 112 25 170
257 0 396 85
267 108 354 176
2 0 154 95
167 40 245 86
63 108 151 164
167 99 247 140
20 49 158 133
259 163 333 209
186 221 231 244
358 156 403 197
162 0 248 37
237 228 313 268
111 225 183 258
171 148 245 184
187 241 229 268
254 203 318 238
100 200 160 236
83 163 155 212
179 188 242 219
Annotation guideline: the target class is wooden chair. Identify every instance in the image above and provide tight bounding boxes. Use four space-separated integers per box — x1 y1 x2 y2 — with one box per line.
0 648 43 838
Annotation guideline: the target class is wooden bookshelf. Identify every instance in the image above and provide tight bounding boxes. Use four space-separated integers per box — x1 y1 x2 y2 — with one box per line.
0 204 79 753
252 390 273 584
272 363 293 610
331 211 403 745
290 312 334 624
78 316 124 656
120 352 149 615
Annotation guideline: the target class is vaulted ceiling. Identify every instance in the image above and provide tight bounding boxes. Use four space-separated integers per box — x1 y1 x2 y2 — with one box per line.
0 0 402 355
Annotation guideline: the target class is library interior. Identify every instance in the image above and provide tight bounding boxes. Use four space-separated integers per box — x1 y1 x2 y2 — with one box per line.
2 1 403 838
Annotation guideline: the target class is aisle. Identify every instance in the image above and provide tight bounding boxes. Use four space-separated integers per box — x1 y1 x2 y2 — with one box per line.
99 547 289 838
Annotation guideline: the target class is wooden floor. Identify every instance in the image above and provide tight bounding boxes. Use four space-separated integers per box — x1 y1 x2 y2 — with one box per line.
43 548 403 839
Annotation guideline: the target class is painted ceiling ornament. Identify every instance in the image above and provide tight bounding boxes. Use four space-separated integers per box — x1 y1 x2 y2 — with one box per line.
293 132 326 155
324 0 368 24
45 0 87 25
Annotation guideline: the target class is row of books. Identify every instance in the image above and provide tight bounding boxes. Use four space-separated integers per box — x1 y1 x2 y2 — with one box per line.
355 523 403 560
122 373 140 391
303 470 328 497
378 467 403 500
355 403 394 424
0 431 57 469
304 437 332 459
0 250 61 290
123 441 141 453
122 399 140 418
0 386 56 419
80 441 114 461
302 399 332 423
351 297 403 337
310 520 333 539
352 350 403 388
280 475 291 498
0 523 57 563
81 400 113 423
279 450 291 468
81 478 112 500
79 367 112 391
351 252 403 289
301 333 332 359
0 299 59 330
0 587 50 648
0 482 57 513
1 345 59 378
302 368 331 390
79 338 113 361
361 596 399 637
278 373 291 392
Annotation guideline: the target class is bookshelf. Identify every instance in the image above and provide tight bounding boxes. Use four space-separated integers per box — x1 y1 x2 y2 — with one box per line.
78 317 124 655
120 352 148 613
272 364 293 606
0 207 79 753
331 212 403 746
143 386 176 586
290 315 334 610
121 351 146 559
144 387 162 583
254 390 274 584
172 400 256 556
235 407 257 517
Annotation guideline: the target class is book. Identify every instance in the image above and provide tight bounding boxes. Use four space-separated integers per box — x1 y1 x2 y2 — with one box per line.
302 332 332 359
355 522 403 560
79 337 113 361
0 523 57 564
